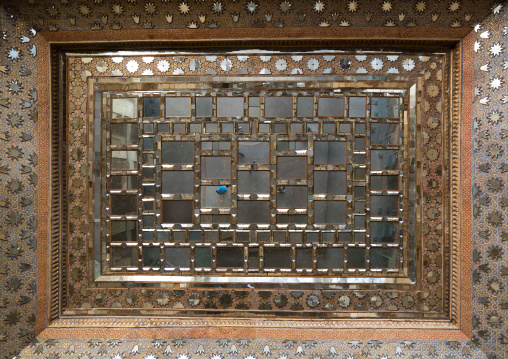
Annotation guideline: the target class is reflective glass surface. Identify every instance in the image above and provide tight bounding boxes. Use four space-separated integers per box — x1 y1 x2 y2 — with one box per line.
97 77 416 284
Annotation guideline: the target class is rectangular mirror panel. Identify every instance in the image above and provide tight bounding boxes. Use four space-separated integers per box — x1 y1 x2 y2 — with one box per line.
201 157 231 179
370 123 400 145
264 248 291 268
371 97 399 118
161 142 194 164
196 97 212 117
112 97 137 118
277 157 307 179
201 186 231 208
237 201 270 223
314 201 346 224
318 97 343 117
371 248 399 269
314 171 347 194
348 97 366 118
265 97 292 117
111 247 138 267
314 142 346 164
277 186 307 208
238 171 270 194
111 123 139 145
317 247 343 269
162 200 193 223
217 97 244 117
162 171 194 194
110 195 137 215
165 97 191 117
371 221 399 243
143 97 161 117
111 151 137 170
165 247 191 268
111 220 137 242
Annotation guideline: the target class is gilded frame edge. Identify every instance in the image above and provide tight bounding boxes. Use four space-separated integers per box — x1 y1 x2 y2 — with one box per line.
36 28 472 341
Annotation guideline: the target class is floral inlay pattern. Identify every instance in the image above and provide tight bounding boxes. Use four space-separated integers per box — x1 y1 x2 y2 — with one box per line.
0 0 507 358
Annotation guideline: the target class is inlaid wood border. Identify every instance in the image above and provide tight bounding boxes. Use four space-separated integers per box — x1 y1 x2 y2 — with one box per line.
37 28 472 340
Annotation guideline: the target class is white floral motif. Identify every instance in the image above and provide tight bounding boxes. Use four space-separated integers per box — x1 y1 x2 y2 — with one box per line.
179 2 190 14
280 1 292 12
157 60 170 72
212 2 223 14
371 58 383 70
306 58 319 71
474 41 482 53
246 2 257 13
490 77 503 90
490 43 503 56
126 60 139 73
402 58 415 71
220 58 232 71
7 48 20 60
189 59 201 71
489 110 502 123
275 59 288 71
479 96 490 104
313 1 325 13
480 63 490 71
163 345 172 355
96 60 108 73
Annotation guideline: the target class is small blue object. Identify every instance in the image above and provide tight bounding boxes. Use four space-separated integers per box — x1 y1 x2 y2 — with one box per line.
216 185 228 195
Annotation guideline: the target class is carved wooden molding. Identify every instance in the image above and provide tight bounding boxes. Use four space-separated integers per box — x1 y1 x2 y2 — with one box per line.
36 30 472 340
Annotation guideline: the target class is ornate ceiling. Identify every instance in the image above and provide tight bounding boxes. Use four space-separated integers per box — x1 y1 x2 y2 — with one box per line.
0 0 507 358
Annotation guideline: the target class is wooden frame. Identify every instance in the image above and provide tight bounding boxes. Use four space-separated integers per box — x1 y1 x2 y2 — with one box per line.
36 28 473 340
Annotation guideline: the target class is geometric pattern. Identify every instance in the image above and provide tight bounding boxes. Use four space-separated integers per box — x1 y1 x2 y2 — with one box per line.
0 0 506 357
